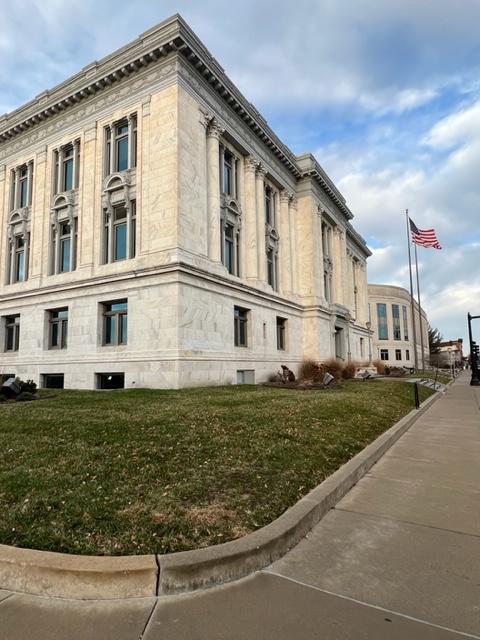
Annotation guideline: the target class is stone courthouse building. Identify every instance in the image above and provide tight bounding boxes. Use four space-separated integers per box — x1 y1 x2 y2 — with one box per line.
0 15 371 389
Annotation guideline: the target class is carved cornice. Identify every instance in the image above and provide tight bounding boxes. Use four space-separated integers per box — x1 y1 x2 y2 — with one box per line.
346 222 371 257
0 62 175 161
0 15 302 180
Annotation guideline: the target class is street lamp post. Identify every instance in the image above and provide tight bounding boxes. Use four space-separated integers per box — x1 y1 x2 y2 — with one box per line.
345 312 352 362
467 312 480 385
366 321 373 367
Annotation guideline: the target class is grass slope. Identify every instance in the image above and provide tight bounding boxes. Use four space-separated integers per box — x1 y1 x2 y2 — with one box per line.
0 381 433 556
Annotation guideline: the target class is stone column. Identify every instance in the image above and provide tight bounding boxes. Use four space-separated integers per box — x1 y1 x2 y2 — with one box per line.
206 119 224 263
255 165 267 282
357 261 367 324
313 205 324 300
127 114 135 169
289 196 299 296
316 207 324 300
244 156 258 281
108 124 115 174
73 139 80 189
333 226 345 305
346 250 354 313
57 148 64 194
279 190 292 295
14 167 20 209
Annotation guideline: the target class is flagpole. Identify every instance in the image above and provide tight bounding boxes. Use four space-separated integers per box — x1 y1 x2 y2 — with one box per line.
414 243 426 372
406 209 419 371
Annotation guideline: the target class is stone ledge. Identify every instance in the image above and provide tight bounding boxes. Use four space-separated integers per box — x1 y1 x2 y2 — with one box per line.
0 392 440 599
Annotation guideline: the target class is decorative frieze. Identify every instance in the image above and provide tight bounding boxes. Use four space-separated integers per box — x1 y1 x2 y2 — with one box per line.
0 62 175 161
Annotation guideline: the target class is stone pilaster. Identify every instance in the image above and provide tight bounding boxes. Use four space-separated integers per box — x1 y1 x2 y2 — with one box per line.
279 190 292 295
206 118 224 263
244 155 258 282
289 196 299 296
333 226 345 305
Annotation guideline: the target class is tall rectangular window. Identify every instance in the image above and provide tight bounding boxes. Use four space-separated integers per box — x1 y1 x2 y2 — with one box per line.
63 147 74 191
377 303 388 340
265 183 279 290
222 221 240 276
105 116 137 176
14 237 25 282
19 168 29 207
234 306 248 347
220 144 241 276
53 142 80 194
395 349 402 361
104 202 136 263
7 231 30 284
392 304 401 340
265 186 276 227
49 309 68 349
222 149 238 197
5 315 20 352
103 300 128 345
380 349 389 361
402 305 409 340
10 161 34 211
276 317 286 350
51 216 77 275
267 247 278 290
406 349 410 361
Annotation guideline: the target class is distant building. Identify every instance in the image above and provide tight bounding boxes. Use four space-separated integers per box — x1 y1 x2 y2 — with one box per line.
0 15 371 390
436 340 464 369
368 284 428 369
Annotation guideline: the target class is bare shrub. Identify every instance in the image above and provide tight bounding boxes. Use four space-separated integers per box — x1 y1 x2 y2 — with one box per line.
298 359 324 381
373 359 386 374
323 358 343 380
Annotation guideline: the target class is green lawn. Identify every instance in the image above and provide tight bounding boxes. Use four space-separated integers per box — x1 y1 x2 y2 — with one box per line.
0 381 434 556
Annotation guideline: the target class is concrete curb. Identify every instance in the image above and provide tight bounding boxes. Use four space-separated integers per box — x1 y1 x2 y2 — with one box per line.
0 391 441 600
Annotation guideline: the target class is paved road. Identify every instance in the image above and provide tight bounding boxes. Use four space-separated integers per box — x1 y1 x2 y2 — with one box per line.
1 372 479 639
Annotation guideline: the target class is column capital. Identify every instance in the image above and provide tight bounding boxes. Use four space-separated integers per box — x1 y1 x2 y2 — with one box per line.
206 117 225 139
245 155 259 172
280 189 292 204
255 165 267 179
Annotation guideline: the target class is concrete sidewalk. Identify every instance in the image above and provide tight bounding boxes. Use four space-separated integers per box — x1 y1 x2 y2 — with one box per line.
1 372 479 639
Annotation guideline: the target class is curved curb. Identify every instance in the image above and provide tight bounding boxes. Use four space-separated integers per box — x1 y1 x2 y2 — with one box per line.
0 391 441 600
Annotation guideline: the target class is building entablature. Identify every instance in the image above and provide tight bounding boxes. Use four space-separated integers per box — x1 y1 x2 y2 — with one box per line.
0 15 302 183
346 223 371 259
296 153 353 221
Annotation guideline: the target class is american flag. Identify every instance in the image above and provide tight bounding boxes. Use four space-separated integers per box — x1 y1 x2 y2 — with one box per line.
409 218 442 250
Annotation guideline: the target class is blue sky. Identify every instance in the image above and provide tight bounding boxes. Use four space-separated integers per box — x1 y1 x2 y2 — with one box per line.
2 0 480 346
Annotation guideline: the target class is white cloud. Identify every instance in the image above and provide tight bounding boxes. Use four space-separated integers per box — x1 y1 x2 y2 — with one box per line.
1 0 479 343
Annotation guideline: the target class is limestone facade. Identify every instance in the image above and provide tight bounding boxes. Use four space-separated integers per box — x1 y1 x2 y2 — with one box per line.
368 284 429 370
0 15 371 389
